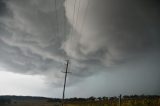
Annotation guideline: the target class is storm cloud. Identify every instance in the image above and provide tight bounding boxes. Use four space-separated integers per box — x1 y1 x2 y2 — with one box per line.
0 0 160 91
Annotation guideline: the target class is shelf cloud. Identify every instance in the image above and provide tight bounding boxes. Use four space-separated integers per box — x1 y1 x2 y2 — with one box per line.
0 0 159 91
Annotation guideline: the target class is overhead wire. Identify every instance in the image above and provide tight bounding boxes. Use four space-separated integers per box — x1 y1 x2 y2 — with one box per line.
67 0 77 69
80 0 90 34
63 0 70 60
72 0 77 28
75 0 81 29
66 0 77 60
55 0 59 37
64 0 90 61
63 0 67 39
54 0 90 61
69 0 77 40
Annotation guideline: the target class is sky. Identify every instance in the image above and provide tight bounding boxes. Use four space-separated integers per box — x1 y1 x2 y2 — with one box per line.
0 0 160 98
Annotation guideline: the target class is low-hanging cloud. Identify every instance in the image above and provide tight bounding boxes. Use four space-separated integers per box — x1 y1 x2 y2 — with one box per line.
0 0 71 86
0 0 160 87
64 0 160 66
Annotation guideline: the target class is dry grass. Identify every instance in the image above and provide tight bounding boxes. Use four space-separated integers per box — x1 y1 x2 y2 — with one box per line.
64 98 160 106
2 98 160 106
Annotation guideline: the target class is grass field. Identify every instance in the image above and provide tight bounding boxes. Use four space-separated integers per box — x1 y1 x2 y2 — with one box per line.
65 98 160 106
2 100 160 106
1 96 160 106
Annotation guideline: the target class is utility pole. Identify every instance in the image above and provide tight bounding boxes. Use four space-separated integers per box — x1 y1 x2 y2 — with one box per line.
62 60 70 106
119 94 122 106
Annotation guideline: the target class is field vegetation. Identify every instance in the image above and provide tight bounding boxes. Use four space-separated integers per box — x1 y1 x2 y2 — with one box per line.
0 95 160 106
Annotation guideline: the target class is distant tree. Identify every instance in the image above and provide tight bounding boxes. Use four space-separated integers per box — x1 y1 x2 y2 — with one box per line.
97 97 102 101
109 97 118 101
88 96 96 101
102 96 108 100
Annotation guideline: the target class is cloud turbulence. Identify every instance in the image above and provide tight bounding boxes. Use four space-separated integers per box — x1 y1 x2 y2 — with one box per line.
0 0 160 96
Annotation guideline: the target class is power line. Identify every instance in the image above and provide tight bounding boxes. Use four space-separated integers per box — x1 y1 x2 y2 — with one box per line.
75 0 81 28
72 0 77 27
69 0 77 45
63 0 67 39
55 0 59 37
68 0 77 37
80 0 90 34
63 0 77 60
66 0 77 59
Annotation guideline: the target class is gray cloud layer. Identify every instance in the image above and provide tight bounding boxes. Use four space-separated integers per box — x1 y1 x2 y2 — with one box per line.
0 0 160 89
64 0 160 65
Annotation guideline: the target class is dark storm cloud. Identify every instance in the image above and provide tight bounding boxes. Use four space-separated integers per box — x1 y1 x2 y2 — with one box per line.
64 0 160 66
0 0 7 16
0 0 160 88
0 0 72 86
0 39 60 74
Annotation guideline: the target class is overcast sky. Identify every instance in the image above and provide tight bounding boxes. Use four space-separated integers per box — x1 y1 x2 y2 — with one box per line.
0 0 160 98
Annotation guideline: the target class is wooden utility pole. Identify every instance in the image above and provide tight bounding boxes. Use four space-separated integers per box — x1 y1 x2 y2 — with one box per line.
62 60 70 106
119 94 122 106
